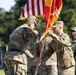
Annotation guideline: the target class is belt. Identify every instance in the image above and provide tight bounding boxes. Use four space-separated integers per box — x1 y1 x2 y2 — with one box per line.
8 48 24 53
63 65 74 69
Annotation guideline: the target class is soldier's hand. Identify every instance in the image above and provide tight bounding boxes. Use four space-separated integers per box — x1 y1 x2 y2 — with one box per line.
36 58 42 67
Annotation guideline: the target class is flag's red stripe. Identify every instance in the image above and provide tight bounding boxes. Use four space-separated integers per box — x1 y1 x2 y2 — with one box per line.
43 0 45 12
32 0 35 15
27 0 29 15
22 9 25 17
37 0 40 15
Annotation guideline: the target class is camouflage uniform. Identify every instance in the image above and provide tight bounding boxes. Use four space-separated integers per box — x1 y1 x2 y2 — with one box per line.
36 35 58 75
3 24 38 75
72 40 76 58
70 27 76 75
72 40 76 75
42 32 75 75
45 36 58 75
27 43 37 75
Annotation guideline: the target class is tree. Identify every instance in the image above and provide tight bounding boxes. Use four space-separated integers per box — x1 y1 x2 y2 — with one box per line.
60 0 76 33
0 0 76 47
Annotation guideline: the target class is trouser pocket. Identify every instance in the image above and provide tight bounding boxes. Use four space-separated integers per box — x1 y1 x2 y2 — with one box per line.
16 63 27 75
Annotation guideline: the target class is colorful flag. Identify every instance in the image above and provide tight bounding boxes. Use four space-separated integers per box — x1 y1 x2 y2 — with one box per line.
44 0 62 31
19 0 46 20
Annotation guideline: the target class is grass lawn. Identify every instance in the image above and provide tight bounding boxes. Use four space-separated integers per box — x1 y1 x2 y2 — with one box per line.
0 69 5 75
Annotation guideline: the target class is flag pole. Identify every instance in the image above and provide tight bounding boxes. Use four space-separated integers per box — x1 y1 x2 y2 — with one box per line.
35 0 62 74
34 2 53 75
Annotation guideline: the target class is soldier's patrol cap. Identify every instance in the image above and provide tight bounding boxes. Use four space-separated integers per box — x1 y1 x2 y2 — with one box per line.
70 27 76 32
26 15 37 26
52 21 64 28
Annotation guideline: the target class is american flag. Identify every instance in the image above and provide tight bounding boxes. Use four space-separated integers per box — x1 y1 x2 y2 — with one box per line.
19 0 46 20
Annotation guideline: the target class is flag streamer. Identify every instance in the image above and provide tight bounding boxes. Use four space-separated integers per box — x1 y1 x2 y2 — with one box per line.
44 0 62 32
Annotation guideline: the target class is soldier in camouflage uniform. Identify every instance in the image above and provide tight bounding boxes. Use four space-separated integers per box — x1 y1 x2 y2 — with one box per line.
70 27 76 58
36 25 58 75
45 28 58 75
70 27 76 75
36 21 75 75
3 15 38 75
40 36 58 75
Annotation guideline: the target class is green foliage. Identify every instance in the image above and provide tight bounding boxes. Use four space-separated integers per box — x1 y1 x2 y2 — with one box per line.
11 0 27 19
35 16 45 32
60 0 76 32
0 0 76 47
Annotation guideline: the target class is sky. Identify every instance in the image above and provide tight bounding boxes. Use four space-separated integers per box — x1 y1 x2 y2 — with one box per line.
0 0 15 11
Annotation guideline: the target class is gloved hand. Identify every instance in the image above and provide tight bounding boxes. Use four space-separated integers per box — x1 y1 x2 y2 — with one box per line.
49 33 59 41
34 57 42 67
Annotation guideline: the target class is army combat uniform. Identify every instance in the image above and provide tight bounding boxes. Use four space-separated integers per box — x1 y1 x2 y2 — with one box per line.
36 35 58 75
3 24 38 75
72 40 76 75
45 36 58 75
72 40 76 58
70 27 76 75
27 43 37 75
42 32 75 75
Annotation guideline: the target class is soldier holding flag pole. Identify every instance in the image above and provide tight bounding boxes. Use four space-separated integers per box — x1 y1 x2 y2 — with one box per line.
35 0 62 74
36 21 75 75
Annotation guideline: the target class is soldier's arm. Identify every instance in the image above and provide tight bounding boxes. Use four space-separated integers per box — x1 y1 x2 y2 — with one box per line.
25 50 34 58
49 33 71 46
22 28 38 41
22 28 38 58
41 44 54 61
